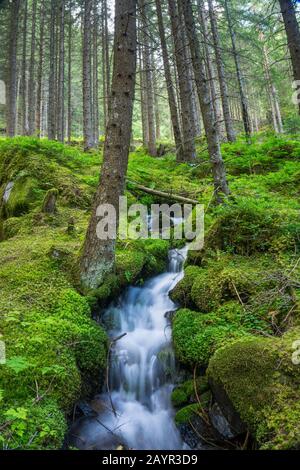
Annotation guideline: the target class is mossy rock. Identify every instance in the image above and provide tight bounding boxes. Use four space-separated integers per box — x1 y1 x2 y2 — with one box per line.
1 176 39 218
172 307 252 367
171 377 209 407
207 329 300 449
169 265 202 308
175 404 202 426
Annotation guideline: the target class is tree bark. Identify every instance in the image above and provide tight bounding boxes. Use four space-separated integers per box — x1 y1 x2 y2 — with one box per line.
168 0 196 162
279 0 300 114
48 0 57 140
93 0 99 146
28 0 38 136
182 0 230 201
67 0 72 144
80 0 137 290
224 0 251 140
140 0 157 156
20 0 28 136
36 0 46 138
155 0 183 161
6 0 21 137
83 0 95 150
57 0 65 142
207 0 236 142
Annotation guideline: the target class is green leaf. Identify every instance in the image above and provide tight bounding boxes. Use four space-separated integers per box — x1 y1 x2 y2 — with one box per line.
6 356 34 374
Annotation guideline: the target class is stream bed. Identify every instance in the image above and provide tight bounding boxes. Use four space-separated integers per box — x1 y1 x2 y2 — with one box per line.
69 247 188 450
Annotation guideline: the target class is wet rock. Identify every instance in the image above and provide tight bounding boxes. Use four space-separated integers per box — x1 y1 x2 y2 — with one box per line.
209 378 247 437
164 309 177 322
177 414 217 450
3 181 14 203
209 402 236 440
75 400 97 418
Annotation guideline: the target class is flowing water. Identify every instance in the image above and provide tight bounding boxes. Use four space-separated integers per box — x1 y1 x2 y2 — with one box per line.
70 247 188 450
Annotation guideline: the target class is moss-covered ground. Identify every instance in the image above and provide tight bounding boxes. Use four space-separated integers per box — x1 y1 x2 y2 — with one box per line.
0 133 299 449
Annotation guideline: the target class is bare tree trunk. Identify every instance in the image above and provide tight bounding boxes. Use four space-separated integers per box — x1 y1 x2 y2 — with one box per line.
36 0 45 138
57 0 65 142
80 0 137 290
138 32 149 147
182 0 230 201
207 0 236 142
20 0 28 136
279 0 300 114
224 0 251 140
93 0 99 146
28 0 38 135
6 0 21 137
83 0 95 150
48 0 57 140
168 0 196 162
261 37 283 134
140 0 157 156
155 0 183 161
101 0 110 130
152 51 161 141
67 0 72 144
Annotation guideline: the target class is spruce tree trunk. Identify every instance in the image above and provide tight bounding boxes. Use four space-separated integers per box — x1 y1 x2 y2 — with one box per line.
168 0 196 162
48 0 57 140
224 0 251 140
182 0 230 201
80 0 137 290
155 0 183 161
279 0 300 114
207 0 236 142
28 0 38 136
93 0 99 146
57 0 65 143
36 0 45 138
82 0 94 150
67 0 72 144
20 0 28 136
140 0 157 156
6 0 21 137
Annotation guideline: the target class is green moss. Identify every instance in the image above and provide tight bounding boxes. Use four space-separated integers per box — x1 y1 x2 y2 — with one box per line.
175 404 202 425
169 266 202 308
173 307 252 366
207 329 300 449
171 377 209 407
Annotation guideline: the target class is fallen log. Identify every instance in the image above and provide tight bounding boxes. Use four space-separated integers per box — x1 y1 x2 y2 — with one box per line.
127 179 199 205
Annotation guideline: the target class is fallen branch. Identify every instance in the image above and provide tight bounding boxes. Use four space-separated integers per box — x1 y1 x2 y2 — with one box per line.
127 179 199 205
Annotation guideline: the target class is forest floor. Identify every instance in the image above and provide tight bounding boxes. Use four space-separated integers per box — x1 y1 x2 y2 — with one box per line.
0 133 299 449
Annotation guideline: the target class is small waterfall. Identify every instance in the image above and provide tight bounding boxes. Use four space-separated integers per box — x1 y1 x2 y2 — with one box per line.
70 246 188 451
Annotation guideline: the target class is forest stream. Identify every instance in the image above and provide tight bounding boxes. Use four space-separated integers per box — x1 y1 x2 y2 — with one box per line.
69 246 188 450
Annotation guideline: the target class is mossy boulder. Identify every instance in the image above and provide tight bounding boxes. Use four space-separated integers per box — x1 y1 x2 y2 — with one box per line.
207 329 300 449
172 307 252 367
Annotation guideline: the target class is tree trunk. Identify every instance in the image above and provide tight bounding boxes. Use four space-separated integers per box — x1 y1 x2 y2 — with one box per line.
36 0 45 138
48 0 57 140
168 0 196 162
28 0 38 136
83 0 95 150
279 0 300 114
261 37 283 134
57 0 65 143
6 0 21 137
182 0 230 201
67 0 72 144
155 0 183 161
140 0 157 156
207 0 236 142
93 0 99 146
224 0 251 140
20 0 28 136
80 0 137 290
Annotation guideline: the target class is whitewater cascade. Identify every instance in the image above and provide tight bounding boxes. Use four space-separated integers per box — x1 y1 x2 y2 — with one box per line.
70 246 188 450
